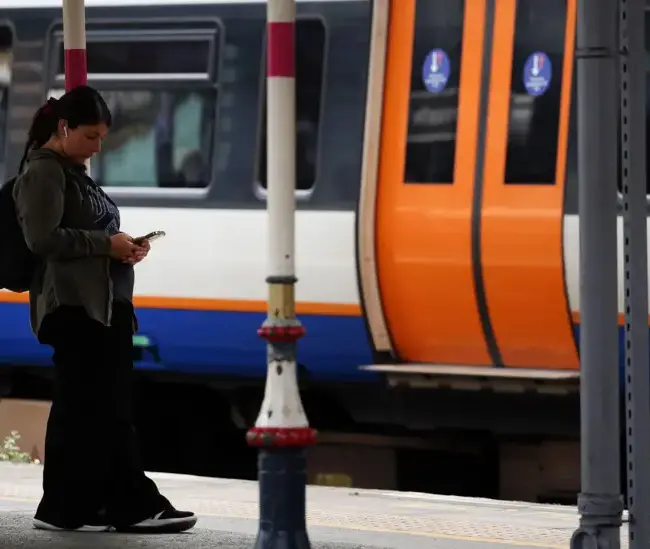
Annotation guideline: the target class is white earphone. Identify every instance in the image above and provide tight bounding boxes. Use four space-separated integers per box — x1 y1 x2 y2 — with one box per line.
63 126 68 138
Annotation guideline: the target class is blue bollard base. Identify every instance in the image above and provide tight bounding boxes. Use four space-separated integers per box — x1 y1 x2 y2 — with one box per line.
254 530 311 549
254 446 313 549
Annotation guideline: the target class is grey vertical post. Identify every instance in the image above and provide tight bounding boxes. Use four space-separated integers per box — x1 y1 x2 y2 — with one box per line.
620 0 650 546
570 0 625 547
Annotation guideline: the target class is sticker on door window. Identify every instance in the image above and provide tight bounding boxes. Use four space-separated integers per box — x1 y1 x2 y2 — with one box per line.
422 49 450 94
522 51 552 96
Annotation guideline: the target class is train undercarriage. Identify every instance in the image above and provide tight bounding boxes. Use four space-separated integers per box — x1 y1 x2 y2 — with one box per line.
0 365 585 506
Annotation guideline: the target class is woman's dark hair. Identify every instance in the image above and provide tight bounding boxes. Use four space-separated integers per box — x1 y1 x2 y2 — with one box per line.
19 85 112 172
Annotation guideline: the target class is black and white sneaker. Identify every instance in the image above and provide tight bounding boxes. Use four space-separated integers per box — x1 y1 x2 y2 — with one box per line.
33 518 112 532
115 507 197 533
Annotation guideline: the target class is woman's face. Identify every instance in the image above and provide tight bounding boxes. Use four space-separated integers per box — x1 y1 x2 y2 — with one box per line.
59 121 109 162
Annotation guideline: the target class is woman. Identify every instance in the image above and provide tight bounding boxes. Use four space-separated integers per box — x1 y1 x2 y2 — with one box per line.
13 85 197 533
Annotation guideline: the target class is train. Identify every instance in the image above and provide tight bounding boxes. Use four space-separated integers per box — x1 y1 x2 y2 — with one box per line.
0 0 636 503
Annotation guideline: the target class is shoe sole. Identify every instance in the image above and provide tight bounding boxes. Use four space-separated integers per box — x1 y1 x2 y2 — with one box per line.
33 519 112 532
114 516 198 534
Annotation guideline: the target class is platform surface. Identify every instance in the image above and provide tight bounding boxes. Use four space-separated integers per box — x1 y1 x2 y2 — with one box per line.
0 462 631 548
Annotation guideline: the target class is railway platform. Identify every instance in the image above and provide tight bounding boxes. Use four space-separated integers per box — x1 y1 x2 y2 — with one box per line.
0 462 629 548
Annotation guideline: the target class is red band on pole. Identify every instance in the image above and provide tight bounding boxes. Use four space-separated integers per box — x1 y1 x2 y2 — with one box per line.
64 49 87 91
267 22 295 78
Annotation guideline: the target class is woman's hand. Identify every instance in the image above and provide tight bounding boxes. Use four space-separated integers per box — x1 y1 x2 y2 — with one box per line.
109 233 137 261
126 238 150 265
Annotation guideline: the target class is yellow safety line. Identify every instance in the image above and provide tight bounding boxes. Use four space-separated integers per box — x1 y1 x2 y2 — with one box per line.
0 495 569 549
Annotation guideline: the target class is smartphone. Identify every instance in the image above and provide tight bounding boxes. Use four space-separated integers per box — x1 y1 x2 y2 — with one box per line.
134 230 166 244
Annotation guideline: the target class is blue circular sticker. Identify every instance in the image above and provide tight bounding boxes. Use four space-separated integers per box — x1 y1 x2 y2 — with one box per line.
523 52 552 96
422 49 450 94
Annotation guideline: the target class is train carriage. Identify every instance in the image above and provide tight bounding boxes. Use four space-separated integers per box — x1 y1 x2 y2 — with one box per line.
0 0 371 381
0 0 641 503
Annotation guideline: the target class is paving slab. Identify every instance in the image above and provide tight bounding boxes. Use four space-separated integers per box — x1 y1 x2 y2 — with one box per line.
0 463 632 549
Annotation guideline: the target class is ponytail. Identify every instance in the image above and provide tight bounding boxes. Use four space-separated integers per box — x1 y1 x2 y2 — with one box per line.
18 97 59 173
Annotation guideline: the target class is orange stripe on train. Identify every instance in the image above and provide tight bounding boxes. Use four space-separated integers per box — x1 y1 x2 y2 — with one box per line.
0 293 361 317
572 311 650 328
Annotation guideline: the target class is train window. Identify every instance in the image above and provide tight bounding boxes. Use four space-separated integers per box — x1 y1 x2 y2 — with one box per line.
0 28 11 182
57 40 211 78
91 90 214 188
504 0 567 185
53 25 218 82
403 0 464 184
51 29 218 189
257 19 326 194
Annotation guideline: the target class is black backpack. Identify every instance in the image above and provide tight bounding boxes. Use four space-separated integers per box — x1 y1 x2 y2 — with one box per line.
0 176 40 293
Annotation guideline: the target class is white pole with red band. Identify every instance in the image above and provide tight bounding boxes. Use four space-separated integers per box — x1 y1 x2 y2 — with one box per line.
246 0 316 547
62 0 90 172
62 0 87 91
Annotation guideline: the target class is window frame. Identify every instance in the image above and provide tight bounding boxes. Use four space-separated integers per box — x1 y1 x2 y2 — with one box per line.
51 28 220 85
253 15 328 203
45 19 222 200
402 0 465 186
502 0 567 186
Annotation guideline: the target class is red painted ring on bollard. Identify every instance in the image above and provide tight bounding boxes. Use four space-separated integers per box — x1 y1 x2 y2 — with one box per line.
246 427 318 448
257 325 306 343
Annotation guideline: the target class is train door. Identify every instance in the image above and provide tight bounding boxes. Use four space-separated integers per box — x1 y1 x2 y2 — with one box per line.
361 0 491 366
358 0 579 375
478 0 578 369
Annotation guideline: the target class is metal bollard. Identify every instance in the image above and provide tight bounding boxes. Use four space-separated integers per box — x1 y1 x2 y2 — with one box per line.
246 1 317 548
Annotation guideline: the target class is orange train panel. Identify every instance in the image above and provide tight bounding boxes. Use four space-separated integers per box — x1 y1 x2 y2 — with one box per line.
375 0 490 365
479 0 578 369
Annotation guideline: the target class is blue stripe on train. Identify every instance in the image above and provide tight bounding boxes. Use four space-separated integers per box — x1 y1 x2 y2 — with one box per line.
0 302 375 381
573 323 645 387
10 307 638 382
